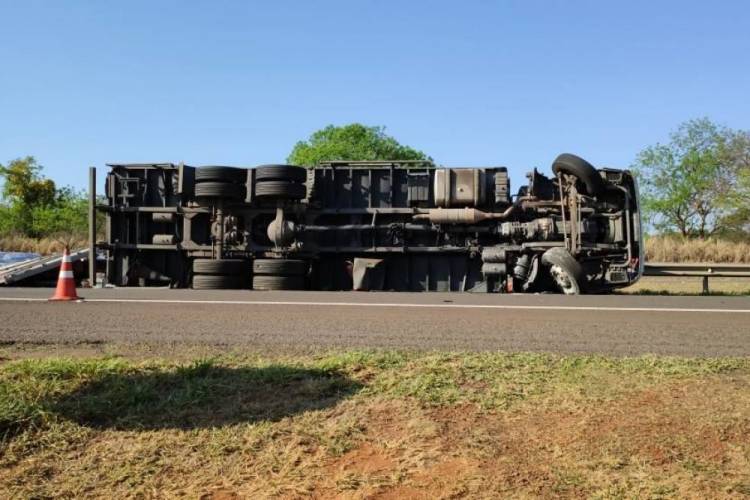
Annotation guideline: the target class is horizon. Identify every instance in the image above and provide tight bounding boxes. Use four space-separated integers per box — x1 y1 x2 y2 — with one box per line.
1 1 749 192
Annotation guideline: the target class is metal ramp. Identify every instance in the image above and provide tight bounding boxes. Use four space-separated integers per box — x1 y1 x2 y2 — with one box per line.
0 248 89 286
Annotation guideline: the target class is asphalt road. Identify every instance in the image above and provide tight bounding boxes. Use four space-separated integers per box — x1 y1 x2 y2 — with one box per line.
1 287 749 356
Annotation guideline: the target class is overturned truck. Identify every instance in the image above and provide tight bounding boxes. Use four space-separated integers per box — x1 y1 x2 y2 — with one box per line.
101 154 643 294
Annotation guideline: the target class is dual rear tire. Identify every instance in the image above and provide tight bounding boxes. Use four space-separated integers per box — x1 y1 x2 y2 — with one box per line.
191 258 309 290
192 259 249 289
252 258 308 290
195 166 247 200
253 165 307 201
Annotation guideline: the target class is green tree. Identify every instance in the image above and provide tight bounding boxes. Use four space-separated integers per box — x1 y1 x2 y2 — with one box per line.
0 156 56 206
633 118 750 238
722 130 750 236
287 124 430 166
0 156 91 239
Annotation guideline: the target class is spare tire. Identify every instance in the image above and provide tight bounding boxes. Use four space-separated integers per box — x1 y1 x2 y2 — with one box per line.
193 259 248 275
551 153 606 196
192 274 246 290
254 181 306 200
255 165 307 183
196 166 246 184
541 247 586 295
252 275 306 291
253 259 308 276
195 182 244 199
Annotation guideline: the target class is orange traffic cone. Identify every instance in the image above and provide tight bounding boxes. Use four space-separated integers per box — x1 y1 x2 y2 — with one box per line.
49 247 81 301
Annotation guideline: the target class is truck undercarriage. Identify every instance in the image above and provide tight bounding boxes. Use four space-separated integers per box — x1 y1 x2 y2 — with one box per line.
101 153 643 294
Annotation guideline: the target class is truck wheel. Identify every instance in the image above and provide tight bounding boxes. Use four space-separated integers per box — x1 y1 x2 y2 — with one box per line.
253 259 308 276
195 181 245 199
252 275 306 290
193 259 248 275
196 166 246 183
255 165 307 183
254 181 306 200
192 274 245 289
541 247 586 295
551 153 606 196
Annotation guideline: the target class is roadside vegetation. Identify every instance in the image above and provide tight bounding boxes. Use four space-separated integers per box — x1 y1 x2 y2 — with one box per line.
633 118 750 240
0 235 88 255
1 350 749 498
645 234 750 264
0 157 100 253
0 157 89 238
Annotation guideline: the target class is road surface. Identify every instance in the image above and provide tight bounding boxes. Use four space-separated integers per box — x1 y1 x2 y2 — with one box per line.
1 288 749 356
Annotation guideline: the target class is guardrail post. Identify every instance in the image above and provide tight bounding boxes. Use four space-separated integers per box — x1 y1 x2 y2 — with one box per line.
702 276 709 295
88 166 96 287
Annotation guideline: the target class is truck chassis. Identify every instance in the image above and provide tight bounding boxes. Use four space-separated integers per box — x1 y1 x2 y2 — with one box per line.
101 153 643 294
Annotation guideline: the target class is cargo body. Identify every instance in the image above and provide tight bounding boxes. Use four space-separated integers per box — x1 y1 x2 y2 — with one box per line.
101 154 643 294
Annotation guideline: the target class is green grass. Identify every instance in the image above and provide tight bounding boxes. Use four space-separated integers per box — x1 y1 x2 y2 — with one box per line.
2 352 748 437
2 351 750 498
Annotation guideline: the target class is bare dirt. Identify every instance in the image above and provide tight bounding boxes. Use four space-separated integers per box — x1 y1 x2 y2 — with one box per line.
308 378 750 499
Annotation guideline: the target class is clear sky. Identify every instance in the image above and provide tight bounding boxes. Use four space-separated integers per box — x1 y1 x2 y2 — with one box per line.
1 0 749 191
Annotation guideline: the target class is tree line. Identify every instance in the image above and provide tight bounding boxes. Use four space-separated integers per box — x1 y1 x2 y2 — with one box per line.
1 120 749 243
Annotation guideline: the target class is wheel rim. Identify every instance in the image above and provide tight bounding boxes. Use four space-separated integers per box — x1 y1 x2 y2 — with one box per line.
550 265 579 295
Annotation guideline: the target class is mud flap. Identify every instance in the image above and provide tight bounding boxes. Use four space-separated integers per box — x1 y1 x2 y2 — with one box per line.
352 258 385 291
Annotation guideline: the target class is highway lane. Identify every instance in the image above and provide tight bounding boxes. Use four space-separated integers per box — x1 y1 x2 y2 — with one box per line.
0 288 749 356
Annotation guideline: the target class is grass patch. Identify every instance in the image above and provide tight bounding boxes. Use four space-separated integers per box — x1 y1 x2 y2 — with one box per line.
1 351 749 498
645 235 750 264
0 235 88 255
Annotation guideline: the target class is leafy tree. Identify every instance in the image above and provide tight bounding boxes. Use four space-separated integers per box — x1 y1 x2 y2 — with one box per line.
633 118 750 238
287 124 430 166
722 130 750 235
0 156 91 239
0 156 56 206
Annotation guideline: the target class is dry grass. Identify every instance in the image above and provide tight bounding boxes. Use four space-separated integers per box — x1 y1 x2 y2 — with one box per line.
621 276 750 295
646 235 750 263
1 351 749 498
0 235 88 254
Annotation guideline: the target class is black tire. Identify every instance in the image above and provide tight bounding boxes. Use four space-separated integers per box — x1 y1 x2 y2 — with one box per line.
255 165 307 183
196 166 246 183
193 259 248 275
541 247 586 295
254 181 306 200
551 153 607 196
192 274 246 290
253 259 308 276
194 182 244 199
252 275 306 291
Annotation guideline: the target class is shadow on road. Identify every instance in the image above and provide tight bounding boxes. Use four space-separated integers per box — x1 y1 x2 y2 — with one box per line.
53 361 361 430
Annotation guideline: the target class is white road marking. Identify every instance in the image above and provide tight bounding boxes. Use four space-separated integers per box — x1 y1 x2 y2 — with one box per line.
0 296 749 314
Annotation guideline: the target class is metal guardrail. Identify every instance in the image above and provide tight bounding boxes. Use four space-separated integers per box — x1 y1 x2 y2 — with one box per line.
644 263 750 277
644 262 750 293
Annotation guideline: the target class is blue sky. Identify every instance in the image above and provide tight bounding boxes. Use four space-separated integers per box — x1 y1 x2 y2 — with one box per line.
1 0 749 191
